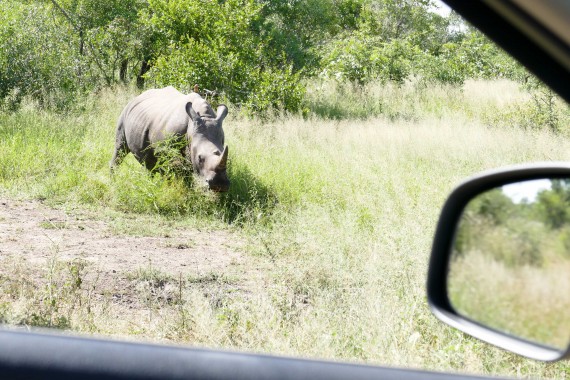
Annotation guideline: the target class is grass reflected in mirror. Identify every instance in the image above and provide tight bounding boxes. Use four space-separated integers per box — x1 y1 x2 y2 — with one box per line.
449 182 570 349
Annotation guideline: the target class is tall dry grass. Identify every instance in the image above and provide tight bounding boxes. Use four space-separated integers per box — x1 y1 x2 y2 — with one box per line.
0 80 569 378
449 252 570 349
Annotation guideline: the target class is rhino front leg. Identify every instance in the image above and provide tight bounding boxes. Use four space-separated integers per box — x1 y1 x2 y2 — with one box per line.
142 149 158 172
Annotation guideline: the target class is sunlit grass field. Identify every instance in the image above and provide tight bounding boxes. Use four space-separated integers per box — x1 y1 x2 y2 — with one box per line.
0 80 569 378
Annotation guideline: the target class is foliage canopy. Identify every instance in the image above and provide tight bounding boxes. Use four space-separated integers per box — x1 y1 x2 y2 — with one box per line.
1 0 524 113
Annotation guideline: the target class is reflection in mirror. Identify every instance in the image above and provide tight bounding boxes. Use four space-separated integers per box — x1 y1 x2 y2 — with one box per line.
449 178 570 350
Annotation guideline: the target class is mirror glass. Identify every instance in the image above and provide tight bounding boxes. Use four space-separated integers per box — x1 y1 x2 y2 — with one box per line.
448 178 570 350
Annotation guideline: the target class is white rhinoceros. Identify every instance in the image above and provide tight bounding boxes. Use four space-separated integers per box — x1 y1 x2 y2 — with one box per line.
110 86 230 192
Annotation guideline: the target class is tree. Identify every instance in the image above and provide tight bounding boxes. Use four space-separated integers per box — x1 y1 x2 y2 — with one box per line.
145 0 304 113
0 1 78 108
318 0 452 84
49 0 148 86
535 179 570 229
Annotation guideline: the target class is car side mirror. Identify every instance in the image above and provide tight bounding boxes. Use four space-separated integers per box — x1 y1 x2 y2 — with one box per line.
428 163 570 362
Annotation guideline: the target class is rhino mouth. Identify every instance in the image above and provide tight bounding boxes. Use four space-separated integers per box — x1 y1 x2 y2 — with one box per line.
205 178 230 193
208 183 230 193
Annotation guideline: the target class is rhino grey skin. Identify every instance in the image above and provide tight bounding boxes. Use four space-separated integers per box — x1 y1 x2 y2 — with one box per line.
110 86 230 192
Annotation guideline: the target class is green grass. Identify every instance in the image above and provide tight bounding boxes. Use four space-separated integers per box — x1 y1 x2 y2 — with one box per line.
1 80 569 378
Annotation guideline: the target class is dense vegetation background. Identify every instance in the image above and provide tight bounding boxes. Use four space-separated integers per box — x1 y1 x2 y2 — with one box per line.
0 0 531 112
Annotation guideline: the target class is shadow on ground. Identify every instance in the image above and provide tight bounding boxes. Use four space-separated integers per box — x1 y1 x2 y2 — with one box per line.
216 162 279 225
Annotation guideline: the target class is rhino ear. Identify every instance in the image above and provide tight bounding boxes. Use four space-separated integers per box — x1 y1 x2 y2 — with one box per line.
216 105 228 122
185 102 201 121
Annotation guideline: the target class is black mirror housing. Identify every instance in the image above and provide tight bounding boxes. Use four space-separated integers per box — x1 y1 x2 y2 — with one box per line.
428 162 570 362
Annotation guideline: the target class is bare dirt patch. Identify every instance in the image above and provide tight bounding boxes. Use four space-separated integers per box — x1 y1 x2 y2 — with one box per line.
0 198 245 277
0 198 270 337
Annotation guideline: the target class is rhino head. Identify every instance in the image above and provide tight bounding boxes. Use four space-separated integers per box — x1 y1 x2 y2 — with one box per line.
185 102 230 192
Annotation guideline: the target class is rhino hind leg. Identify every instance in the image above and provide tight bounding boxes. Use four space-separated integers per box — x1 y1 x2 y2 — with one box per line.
110 122 129 172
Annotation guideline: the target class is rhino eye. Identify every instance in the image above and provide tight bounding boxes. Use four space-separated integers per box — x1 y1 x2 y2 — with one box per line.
198 154 205 164
213 150 221 156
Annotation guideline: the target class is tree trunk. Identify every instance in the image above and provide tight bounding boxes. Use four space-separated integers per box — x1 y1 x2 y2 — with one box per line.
137 59 151 89
120 59 128 83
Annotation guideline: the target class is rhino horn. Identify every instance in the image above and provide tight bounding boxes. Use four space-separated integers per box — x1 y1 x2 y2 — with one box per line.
217 145 228 170
216 105 228 122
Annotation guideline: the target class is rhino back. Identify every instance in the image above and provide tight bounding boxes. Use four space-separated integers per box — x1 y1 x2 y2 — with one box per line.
120 87 191 158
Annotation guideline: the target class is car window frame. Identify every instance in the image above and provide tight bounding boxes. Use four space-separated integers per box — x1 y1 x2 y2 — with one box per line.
0 0 569 378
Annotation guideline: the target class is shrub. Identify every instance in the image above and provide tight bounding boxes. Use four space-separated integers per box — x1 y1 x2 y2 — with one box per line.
145 0 305 115
0 1 79 109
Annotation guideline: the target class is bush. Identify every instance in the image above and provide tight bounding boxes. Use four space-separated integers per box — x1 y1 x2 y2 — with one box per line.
319 34 418 85
0 1 79 109
145 0 305 115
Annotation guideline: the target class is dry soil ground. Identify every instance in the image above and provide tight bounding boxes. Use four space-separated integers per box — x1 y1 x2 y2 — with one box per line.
0 197 264 337
0 198 243 275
